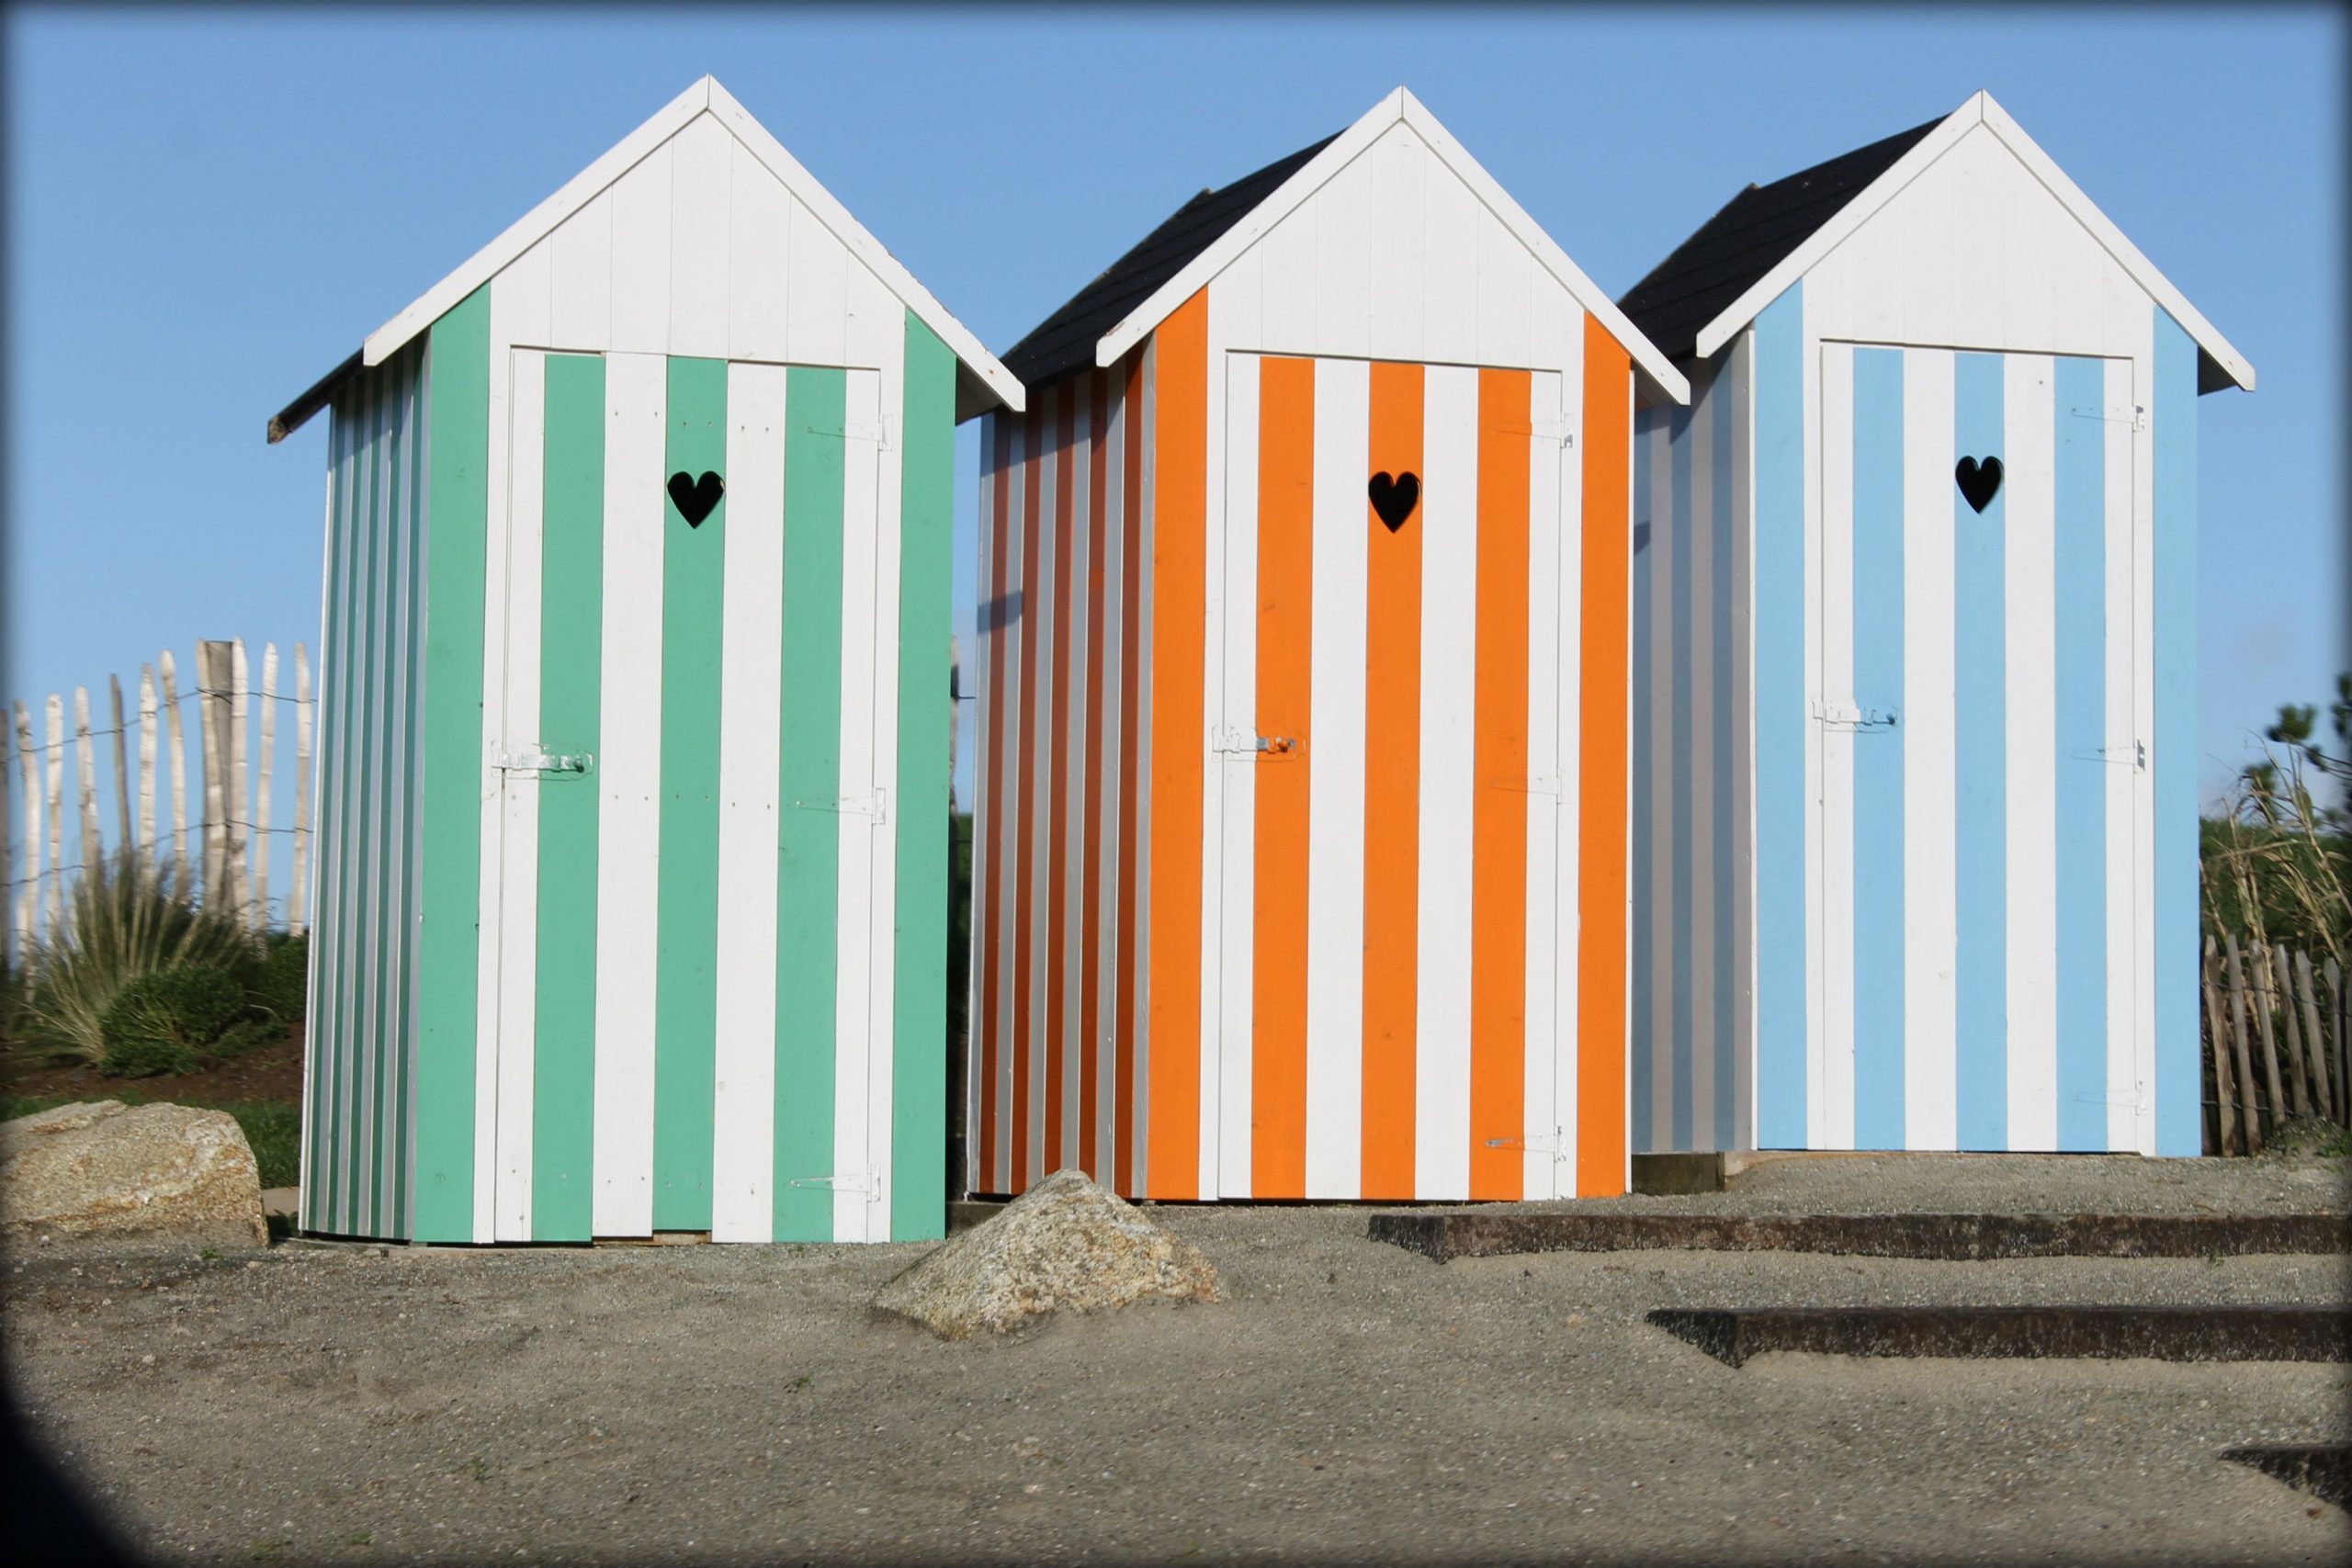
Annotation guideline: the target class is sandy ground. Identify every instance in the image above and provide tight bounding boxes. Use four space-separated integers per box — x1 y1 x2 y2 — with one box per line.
5 1156 2348 1566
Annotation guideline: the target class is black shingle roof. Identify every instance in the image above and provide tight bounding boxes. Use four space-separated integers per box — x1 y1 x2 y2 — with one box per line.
1000 133 1340 391
1618 116 1944 364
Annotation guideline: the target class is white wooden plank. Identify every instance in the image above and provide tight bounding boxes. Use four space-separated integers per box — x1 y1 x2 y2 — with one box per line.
493 349 548 1241
712 362 788 1243
502 238 555 350
1023 410 1055 1189
1419 139 1480 367
2102 355 2137 1151
786 195 852 370
2124 299 2158 1153
1303 355 1369 1198
74 687 101 881
607 140 675 357
2003 354 2059 1150
1902 348 1960 1151
1474 208 1533 375
592 352 669 1235
1797 279 1828 1150
1415 363 1477 1199
548 187 615 352
1216 351 1260 1198
1519 364 1559 1193
1533 291 1581 1191
666 111 732 359
1690 367 1720 1153
1254 195 1318 357
865 320 909 1237
1060 387 1091 1181
1817 345 1856 1152
726 136 791 363
1367 122 1427 365
1096 377 1126 1181
833 367 884 1241
1199 257 1250 1200
162 651 186 886
1309 146 1373 362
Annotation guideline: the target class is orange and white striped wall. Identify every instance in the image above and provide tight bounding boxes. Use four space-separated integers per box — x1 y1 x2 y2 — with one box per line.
967 89 1688 1202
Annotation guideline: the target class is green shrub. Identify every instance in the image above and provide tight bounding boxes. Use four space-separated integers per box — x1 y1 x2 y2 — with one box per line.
247 931 310 1026
18 853 257 1065
99 964 272 1077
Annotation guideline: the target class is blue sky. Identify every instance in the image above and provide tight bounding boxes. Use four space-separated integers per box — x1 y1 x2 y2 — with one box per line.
5 5 2342 822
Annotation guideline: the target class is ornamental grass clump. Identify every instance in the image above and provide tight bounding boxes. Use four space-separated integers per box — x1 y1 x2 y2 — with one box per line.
17 852 258 1066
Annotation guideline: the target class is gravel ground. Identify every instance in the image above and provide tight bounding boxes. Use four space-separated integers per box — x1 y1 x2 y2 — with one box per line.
1439 1148 2352 1217
5 1156 2347 1566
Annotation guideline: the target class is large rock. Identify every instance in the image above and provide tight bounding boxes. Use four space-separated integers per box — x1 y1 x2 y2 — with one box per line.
2 1100 269 1249
874 1168 1219 1338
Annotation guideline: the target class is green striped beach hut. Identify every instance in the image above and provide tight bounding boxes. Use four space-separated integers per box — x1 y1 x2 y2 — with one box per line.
266 76 1023 1245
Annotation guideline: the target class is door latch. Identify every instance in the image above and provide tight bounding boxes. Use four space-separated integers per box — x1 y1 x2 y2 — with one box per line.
1213 728 1297 756
495 749 593 774
787 788 890 826
1812 701 1897 731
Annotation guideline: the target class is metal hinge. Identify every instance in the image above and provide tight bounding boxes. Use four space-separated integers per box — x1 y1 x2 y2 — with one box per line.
1492 775 1564 798
1500 420 1576 448
1812 701 1898 731
2071 404 2148 432
786 1169 882 1197
788 788 890 826
494 748 593 774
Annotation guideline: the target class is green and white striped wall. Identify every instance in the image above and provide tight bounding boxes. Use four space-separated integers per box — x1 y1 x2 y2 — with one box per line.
297 81 1009 1245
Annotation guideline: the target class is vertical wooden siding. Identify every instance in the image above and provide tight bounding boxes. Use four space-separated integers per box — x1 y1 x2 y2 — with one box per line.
302 333 435 1239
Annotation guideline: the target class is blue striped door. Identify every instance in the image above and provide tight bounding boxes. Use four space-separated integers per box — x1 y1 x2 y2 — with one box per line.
1815 343 2141 1152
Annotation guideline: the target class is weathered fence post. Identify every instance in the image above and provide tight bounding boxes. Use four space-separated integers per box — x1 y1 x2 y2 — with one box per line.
2271 944 2312 1118
109 674 130 852
254 642 277 930
74 686 101 875
161 650 187 887
11 704 36 953
198 640 232 908
2202 939 2237 1156
2221 933 2264 1153
292 642 311 935
137 664 158 853
43 694 63 932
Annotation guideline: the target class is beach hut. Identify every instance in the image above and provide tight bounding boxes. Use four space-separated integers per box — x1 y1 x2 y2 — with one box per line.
1614 91 2251 1159
967 87 1687 1203
267 76 1023 1245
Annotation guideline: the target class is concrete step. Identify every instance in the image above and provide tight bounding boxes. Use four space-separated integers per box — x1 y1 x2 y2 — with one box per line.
1369 1210 2352 1263
1646 1304 2351 1367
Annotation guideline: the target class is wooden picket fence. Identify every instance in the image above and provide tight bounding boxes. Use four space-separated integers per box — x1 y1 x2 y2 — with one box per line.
3 638 313 972
2201 932 2351 1153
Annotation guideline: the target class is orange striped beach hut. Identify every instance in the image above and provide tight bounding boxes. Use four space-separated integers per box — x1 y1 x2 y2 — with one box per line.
968 87 1687 1203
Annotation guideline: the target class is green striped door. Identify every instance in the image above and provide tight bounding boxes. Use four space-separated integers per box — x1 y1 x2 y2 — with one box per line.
484 349 884 1243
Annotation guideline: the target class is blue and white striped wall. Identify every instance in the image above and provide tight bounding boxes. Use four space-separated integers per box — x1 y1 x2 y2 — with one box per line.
1631 293 2202 1156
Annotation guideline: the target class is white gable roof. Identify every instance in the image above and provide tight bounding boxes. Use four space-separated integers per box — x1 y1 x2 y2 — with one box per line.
1691 91 2254 392
272 75 1020 440
1091 87 1690 407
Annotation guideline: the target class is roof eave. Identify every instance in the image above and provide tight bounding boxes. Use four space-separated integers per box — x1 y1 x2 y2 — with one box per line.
1688 91 2255 393
269 73 1024 445
1090 86 1690 407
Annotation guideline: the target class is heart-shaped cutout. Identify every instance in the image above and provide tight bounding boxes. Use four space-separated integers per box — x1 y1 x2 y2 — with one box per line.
668 469 725 527
1954 456 2003 514
1368 470 1420 532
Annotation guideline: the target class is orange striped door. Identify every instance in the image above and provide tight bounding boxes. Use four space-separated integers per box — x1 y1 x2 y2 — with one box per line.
1218 354 1568 1201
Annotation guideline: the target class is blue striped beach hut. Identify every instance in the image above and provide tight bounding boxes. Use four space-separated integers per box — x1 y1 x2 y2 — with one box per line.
266 77 1023 1244
1614 91 2251 1157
